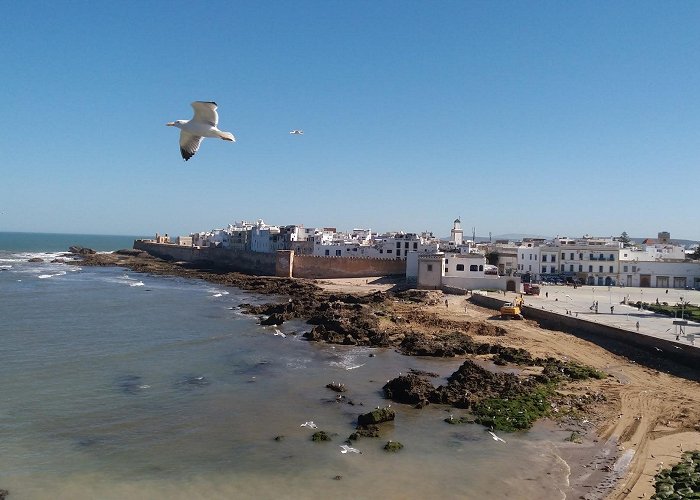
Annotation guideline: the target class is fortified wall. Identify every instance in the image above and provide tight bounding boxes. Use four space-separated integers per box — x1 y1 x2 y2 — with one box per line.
133 241 406 279
133 241 277 275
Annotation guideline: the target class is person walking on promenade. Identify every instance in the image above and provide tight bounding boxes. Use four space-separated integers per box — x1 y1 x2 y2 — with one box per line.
636 321 640 332
610 305 614 314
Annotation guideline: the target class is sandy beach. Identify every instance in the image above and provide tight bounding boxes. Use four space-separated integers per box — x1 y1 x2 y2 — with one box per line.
313 278 700 499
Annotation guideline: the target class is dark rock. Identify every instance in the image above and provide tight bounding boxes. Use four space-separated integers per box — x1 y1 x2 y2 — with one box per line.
68 246 96 255
357 407 395 426
430 359 530 408
311 431 331 442
260 313 286 326
383 374 435 406
326 382 347 393
274 435 285 441
352 425 380 438
28 257 44 263
384 440 404 452
0 489 8 500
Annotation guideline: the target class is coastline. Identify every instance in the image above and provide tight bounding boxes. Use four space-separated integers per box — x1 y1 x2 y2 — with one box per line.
71 250 700 499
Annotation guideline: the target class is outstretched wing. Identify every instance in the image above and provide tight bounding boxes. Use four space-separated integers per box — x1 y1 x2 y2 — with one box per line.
179 131 204 161
191 101 219 127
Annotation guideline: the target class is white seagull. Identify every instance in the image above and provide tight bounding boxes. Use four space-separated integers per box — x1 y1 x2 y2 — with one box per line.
339 444 361 454
289 129 304 135
300 421 318 429
166 101 236 161
488 431 506 443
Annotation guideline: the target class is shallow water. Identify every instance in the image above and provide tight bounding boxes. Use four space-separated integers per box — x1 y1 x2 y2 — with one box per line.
0 241 573 499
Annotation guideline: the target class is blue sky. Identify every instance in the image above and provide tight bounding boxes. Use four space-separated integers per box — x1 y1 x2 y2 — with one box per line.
1 1 698 240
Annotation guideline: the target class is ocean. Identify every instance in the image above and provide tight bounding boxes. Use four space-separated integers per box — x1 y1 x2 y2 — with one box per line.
0 232 572 499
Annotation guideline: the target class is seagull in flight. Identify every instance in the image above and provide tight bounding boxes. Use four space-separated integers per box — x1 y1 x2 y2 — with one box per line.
300 421 318 429
167 101 236 161
289 129 304 135
488 431 506 443
339 444 361 454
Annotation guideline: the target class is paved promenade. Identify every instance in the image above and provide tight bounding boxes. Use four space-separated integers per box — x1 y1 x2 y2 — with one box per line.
508 285 700 349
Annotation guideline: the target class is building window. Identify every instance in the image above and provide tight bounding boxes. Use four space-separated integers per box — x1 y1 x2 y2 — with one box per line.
445 259 449 264
396 242 401 248
405 242 409 248
561 252 565 259
550 266 556 273
579 253 583 260
479 265 483 271
623 265 628 272
542 255 547 262
413 243 417 250
427 264 433 271
387 249 392 254
397 250 401 256
578 265 582 272
609 266 613 273
589 265 593 272
609 254 614 260
560 264 564 271
542 266 547 273
336 250 341 256
445 268 449 273
325 249 330 256
570 253 574 260
599 266 603 272
470 265 478 271
551 255 556 262
569 265 574 272
599 254 604 260
457 264 464 271
380 249 383 254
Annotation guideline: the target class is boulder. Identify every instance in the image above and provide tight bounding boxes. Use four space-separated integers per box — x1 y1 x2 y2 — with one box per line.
357 407 395 426
383 374 435 405
68 246 96 255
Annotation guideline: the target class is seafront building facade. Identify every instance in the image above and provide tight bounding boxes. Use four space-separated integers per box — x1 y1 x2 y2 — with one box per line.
148 222 699 289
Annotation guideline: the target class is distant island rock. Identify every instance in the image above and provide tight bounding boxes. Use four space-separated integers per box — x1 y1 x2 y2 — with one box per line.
68 246 96 255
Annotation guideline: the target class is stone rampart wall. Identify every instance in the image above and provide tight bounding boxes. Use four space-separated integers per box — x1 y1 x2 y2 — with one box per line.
291 255 406 279
133 241 277 275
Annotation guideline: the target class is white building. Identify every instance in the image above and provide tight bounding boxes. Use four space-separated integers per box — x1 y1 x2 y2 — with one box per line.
417 252 520 292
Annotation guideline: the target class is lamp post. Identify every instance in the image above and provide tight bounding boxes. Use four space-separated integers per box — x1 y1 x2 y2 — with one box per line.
680 296 685 321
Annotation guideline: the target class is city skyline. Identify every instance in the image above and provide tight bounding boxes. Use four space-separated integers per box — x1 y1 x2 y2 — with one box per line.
2 2 698 240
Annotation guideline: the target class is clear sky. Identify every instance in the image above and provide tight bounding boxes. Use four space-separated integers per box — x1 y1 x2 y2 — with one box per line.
1 1 698 240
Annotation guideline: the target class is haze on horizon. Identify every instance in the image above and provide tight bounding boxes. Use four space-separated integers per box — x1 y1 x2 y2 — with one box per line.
1 2 698 241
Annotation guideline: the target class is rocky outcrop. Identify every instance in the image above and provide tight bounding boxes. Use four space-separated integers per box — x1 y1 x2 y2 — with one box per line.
357 407 395 426
430 359 531 408
68 246 96 255
382 374 435 406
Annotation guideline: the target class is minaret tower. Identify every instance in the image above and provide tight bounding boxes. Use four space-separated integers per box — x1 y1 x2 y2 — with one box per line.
451 217 463 246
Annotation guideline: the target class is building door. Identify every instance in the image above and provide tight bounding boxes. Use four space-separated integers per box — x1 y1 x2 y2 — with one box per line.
506 280 516 292
640 275 651 287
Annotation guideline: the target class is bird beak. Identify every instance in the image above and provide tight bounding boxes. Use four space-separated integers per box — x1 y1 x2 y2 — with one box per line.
166 122 175 126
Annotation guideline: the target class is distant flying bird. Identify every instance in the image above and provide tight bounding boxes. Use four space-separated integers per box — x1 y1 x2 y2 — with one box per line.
166 101 236 161
339 444 361 454
289 129 304 135
300 421 318 429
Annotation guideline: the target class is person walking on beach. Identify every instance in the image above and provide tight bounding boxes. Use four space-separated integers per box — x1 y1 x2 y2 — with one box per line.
445 299 448 308
636 321 640 332
610 305 614 314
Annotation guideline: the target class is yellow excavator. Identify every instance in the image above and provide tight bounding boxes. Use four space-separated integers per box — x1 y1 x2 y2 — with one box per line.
500 295 524 320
